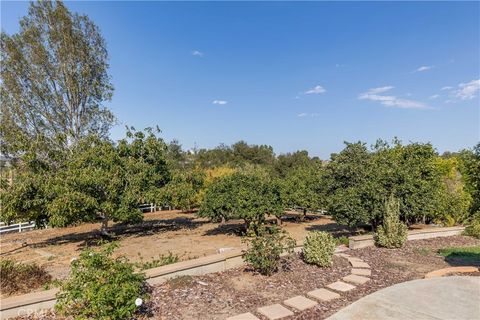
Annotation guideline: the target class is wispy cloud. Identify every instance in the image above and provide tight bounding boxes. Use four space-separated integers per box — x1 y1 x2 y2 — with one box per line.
358 86 429 109
297 113 319 118
304 85 326 95
192 50 204 57
414 65 433 73
441 86 453 91
212 100 228 105
455 79 480 100
429 94 440 99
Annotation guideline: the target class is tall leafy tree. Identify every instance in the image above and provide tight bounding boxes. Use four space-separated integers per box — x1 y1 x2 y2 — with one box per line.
198 171 283 235
1 1 114 159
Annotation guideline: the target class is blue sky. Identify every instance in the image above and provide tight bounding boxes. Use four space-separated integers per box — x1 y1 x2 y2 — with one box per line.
2 1 479 158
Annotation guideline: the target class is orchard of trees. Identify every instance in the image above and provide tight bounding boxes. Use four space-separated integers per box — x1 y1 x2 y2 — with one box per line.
1 1 479 236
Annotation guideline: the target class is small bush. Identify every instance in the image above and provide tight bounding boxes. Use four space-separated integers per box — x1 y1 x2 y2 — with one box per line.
302 231 337 267
55 243 147 320
0 260 51 296
335 236 349 246
135 252 179 270
243 226 296 276
374 195 408 248
464 214 480 239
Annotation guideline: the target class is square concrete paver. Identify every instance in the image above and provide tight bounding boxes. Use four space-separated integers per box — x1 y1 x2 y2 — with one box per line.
283 295 317 311
349 260 370 269
351 268 371 276
307 288 341 301
257 304 294 320
327 281 356 292
343 274 370 284
226 313 260 320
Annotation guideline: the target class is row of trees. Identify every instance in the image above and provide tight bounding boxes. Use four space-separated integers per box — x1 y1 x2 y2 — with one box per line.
1 1 478 235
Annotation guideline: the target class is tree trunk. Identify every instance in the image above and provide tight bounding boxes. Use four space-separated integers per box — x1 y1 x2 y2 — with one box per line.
276 217 282 225
221 216 226 225
301 208 307 222
100 216 111 237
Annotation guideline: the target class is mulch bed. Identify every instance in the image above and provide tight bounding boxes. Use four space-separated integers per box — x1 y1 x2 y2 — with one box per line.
13 235 480 320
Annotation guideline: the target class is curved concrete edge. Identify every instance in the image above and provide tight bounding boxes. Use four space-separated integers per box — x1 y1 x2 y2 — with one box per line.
349 226 465 249
327 276 480 320
425 266 479 278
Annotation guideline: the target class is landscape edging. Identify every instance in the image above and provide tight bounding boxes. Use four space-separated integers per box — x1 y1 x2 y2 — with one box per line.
348 226 465 249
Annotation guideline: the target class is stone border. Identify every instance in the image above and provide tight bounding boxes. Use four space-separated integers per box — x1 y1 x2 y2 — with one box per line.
348 226 465 249
424 266 479 278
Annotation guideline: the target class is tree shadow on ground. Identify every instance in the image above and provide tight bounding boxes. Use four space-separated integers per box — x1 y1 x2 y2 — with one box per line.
443 251 480 267
203 222 245 236
30 217 207 249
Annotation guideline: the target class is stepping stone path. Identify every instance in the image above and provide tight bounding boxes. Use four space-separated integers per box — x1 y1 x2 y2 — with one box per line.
327 281 356 292
283 296 317 311
227 253 372 319
307 288 340 301
257 304 294 320
226 313 260 320
343 274 370 285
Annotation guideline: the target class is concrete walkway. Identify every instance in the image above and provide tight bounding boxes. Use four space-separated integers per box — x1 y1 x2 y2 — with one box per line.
328 276 480 320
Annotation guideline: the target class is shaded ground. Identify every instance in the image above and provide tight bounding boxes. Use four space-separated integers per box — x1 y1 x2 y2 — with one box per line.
0 210 352 282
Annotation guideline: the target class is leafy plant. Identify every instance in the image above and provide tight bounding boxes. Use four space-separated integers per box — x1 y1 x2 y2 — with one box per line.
135 252 179 270
464 214 480 239
335 236 350 246
302 231 337 267
243 226 296 276
0 260 51 296
55 243 147 320
374 195 408 248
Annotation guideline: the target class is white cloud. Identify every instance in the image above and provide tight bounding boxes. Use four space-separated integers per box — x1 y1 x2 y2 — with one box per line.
358 86 429 109
455 79 480 100
192 50 204 57
441 86 453 91
429 94 440 99
297 113 319 118
414 65 433 72
212 100 228 105
304 85 326 94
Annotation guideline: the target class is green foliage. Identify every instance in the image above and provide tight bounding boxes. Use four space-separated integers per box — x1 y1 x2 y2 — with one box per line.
302 231 337 267
1 128 170 233
242 227 296 275
375 195 408 248
464 214 480 239
279 164 326 220
437 246 480 266
56 243 147 320
158 169 205 211
0 1 114 160
326 140 448 228
198 171 283 234
335 236 350 246
458 144 480 217
135 252 179 270
0 260 51 296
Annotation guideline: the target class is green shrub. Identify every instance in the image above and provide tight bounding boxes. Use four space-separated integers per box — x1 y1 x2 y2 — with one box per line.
135 252 179 270
464 215 480 239
335 236 349 246
243 227 296 276
302 231 337 267
0 260 51 296
374 195 408 248
55 243 147 320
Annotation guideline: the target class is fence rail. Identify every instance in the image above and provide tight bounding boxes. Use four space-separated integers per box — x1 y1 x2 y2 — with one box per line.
0 221 36 234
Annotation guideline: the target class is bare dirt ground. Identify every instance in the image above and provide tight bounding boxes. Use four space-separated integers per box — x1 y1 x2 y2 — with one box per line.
0 210 351 281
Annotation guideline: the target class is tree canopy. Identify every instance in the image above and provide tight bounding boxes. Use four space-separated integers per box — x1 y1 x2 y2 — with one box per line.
1 0 114 159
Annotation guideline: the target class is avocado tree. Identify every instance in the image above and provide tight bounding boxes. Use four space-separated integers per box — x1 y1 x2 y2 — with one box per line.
279 164 326 221
157 169 205 212
1 129 170 235
198 171 283 235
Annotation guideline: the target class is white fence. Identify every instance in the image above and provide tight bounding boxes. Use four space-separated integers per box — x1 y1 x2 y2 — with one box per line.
0 221 37 234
